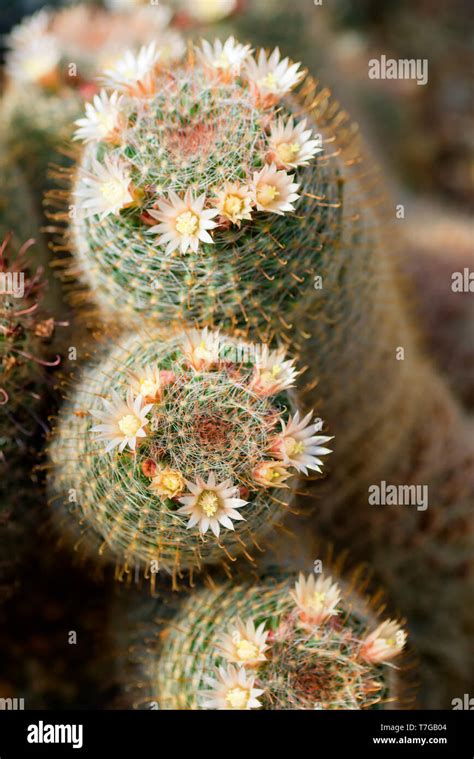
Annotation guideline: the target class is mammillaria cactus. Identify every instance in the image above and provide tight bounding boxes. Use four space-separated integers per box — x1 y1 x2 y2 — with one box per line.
49 328 331 580
129 572 408 709
69 36 323 331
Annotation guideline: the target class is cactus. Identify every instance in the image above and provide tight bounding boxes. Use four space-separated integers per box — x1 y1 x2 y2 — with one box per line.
49 328 331 581
1 4 185 213
67 37 327 336
127 570 410 710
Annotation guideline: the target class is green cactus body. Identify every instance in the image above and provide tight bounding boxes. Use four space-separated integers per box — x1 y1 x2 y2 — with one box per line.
134 572 408 710
49 329 330 579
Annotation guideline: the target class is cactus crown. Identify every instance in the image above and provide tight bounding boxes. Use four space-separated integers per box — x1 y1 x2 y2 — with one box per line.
70 38 330 336
50 329 331 577
147 572 407 709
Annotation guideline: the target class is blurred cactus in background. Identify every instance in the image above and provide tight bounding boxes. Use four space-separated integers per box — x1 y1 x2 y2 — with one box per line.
404 205 474 411
49 328 330 581
125 571 410 709
1 3 185 214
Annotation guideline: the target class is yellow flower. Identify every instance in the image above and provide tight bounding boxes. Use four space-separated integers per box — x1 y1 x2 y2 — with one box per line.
150 468 185 499
214 182 253 226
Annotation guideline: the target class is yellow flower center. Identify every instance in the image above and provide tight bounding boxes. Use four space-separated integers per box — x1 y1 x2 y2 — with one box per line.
283 437 305 456
118 414 142 437
236 639 260 661
215 52 231 69
97 110 118 135
309 591 326 610
176 210 199 236
256 183 279 207
99 179 128 206
259 365 281 386
140 379 158 398
225 687 250 709
260 72 278 91
198 490 220 517
276 142 300 164
162 472 183 495
223 194 245 219
193 341 212 364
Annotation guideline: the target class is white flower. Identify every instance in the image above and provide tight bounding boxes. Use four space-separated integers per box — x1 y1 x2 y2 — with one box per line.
199 37 252 77
148 189 219 255
268 117 322 169
251 164 300 215
213 182 253 226
245 47 304 101
6 11 60 85
149 468 185 500
75 155 134 220
128 364 165 402
252 461 292 488
177 472 247 537
183 0 237 23
291 573 341 627
101 42 160 94
269 410 332 475
217 618 269 667
73 90 125 144
250 345 298 396
360 620 407 664
181 328 221 371
201 665 264 710
90 388 153 453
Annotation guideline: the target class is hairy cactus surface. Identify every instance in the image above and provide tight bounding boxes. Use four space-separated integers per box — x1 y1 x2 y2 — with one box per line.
49 329 331 579
68 37 324 333
129 571 409 710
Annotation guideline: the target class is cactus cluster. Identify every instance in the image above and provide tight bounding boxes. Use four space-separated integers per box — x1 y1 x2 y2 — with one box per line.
49 328 331 578
133 572 408 710
68 36 326 334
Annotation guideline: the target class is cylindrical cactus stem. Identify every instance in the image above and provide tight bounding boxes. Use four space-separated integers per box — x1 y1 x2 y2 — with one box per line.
49 328 331 582
128 570 410 710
